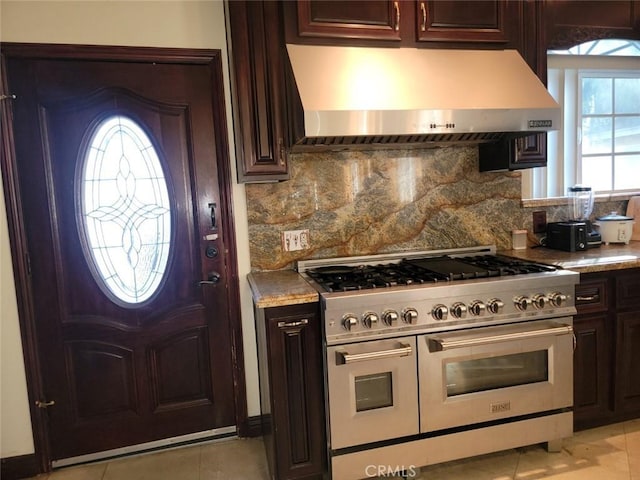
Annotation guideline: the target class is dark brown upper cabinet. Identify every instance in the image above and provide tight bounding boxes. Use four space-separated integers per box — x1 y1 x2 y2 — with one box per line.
416 0 522 47
287 1 526 49
479 133 548 172
544 0 640 50
286 1 526 48
225 1 290 183
291 1 640 52
296 0 403 41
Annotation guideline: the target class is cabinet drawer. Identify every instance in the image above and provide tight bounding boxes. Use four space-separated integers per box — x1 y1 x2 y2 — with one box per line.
616 270 640 310
576 277 609 314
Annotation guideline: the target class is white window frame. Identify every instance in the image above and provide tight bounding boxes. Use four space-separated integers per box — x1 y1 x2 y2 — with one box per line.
522 41 640 202
579 69 640 192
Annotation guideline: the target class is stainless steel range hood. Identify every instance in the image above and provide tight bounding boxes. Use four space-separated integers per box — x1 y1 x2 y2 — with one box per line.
286 44 560 149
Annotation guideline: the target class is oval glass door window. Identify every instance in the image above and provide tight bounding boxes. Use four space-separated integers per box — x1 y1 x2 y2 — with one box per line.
80 115 172 305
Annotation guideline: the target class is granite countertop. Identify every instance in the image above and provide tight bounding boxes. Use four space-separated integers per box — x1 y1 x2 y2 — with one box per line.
247 270 318 309
249 241 640 308
501 240 640 273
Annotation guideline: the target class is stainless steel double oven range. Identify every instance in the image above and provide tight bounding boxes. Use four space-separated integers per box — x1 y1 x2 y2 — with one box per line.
297 246 579 480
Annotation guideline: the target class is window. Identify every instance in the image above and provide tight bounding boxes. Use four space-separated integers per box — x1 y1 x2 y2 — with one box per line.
79 115 172 305
522 39 640 200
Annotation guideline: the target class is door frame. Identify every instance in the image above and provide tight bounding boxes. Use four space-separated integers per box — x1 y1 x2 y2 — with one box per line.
0 43 247 473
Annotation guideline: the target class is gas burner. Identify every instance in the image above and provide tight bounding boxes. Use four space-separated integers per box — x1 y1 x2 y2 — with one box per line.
304 254 556 292
305 263 449 292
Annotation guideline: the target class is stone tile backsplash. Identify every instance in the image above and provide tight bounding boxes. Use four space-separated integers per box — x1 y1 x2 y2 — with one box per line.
245 147 625 271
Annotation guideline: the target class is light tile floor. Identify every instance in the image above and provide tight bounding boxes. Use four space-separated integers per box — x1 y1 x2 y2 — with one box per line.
27 419 639 480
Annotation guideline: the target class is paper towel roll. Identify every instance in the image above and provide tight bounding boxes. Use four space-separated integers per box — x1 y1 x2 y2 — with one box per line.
626 196 640 241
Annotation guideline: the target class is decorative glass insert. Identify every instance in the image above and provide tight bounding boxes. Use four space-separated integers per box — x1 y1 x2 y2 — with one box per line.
80 115 171 305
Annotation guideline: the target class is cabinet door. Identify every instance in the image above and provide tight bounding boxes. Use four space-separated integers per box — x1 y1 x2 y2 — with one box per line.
479 134 548 171
573 313 612 430
296 0 402 40
616 270 640 311
513 134 548 169
416 0 522 46
614 270 640 415
226 1 289 182
616 312 640 415
265 304 325 480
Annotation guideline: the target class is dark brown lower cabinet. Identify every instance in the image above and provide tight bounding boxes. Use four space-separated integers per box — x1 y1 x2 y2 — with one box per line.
573 268 640 431
573 312 612 429
255 302 325 480
616 312 640 414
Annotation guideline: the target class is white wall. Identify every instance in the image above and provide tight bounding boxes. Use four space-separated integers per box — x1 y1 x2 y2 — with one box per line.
0 168 35 457
0 0 259 458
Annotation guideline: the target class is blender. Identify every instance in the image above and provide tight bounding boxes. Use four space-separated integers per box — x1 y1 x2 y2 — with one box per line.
568 185 601 248
544 185 602 251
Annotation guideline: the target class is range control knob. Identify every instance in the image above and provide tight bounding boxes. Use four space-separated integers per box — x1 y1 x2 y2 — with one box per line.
550 292 567 307
487 298 505 314
362 312 379 329
342 314 358 331
451 302 467 319
402 307 419 325
514 295 532 311
382 310 399 326
432 304 449 321
469 300 486 316
532 294 548 309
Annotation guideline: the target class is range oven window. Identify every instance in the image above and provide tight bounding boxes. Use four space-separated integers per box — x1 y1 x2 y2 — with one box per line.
355 372 393 411
445 350 548 397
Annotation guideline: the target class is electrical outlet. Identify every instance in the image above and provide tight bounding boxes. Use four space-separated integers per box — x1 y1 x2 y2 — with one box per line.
532 211 547 234
282 229 310 252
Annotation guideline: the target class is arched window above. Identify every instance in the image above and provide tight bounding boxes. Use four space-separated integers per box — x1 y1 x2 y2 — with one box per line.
549 39 640 56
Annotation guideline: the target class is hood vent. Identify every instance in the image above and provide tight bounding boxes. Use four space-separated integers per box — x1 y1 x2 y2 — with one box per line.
286 44 560 150
295 132 506 149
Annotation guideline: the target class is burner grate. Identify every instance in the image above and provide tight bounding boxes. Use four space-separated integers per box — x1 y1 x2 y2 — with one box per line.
306 263 450 292
461 255 556 275
304 254 557 292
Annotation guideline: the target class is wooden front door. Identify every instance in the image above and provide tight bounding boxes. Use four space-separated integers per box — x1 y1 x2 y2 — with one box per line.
2 45 243 463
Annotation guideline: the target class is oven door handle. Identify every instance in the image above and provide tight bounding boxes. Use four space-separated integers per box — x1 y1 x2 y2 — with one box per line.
428 324 574 352
336 343 413 364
